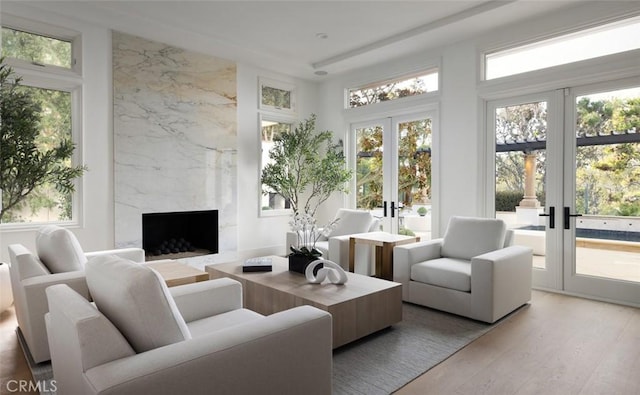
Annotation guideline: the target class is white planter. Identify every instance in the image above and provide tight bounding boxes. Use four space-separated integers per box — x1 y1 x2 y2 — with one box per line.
0 263 13 313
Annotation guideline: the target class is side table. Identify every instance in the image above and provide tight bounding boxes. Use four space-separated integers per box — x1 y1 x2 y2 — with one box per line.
349 231 420 280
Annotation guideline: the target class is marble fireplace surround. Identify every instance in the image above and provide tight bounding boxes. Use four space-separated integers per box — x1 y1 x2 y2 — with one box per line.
113 31 238 254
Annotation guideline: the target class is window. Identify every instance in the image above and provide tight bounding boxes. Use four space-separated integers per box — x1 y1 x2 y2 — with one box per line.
485 15 640 80
1 20 83 225
259 78 296 114
2 27 73 68
260 117 293 213
348 69 439 108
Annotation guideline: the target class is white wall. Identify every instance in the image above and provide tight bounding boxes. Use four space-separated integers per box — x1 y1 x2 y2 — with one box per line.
1 3 113 262
236 64 319 256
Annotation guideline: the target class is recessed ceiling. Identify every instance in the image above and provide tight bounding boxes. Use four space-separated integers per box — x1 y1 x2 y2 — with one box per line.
20 1 579 79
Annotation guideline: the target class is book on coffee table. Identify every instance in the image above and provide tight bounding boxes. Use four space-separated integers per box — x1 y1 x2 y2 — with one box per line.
243 257 273 272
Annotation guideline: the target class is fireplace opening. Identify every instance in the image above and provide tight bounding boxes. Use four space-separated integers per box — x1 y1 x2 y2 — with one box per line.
142 210 218 260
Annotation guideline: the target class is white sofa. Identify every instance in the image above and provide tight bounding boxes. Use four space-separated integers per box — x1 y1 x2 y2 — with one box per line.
393 216 532 323
7 225 144 363
286 208 380 274
45 255 332 395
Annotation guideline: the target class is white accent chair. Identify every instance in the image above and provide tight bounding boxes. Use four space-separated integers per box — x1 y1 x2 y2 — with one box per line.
45 255 332 395
286 208 381 274
393 216 532 323
7 225 144 363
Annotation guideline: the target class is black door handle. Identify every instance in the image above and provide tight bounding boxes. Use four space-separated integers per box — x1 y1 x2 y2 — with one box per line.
564 207 582 230
390 201 395 218
383 201 387 217
539 206 555 229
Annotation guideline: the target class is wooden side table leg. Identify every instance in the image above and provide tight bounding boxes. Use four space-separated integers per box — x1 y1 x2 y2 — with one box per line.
375 246 383 278
349 237 356 272
381 242 394 280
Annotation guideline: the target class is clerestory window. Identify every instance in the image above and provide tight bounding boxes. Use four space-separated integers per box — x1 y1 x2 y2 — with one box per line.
348 69 439 109
485 15 640 80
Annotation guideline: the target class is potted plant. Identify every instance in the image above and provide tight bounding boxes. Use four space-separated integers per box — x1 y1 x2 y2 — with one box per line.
261 114 352 272
417 206 428 217
0 58 86 222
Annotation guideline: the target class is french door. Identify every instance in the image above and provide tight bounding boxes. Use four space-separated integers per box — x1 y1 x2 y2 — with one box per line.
351 112 434 239
488 78 640 306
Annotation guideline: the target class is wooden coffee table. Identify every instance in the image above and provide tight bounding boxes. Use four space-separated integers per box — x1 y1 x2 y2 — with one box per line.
206 256 402 348
147 260 209 287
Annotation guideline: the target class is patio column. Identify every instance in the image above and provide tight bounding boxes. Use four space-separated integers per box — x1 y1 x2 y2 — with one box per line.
518 151 540 208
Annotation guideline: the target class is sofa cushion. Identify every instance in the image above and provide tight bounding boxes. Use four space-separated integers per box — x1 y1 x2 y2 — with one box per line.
329 209 373 237
85 255 191 353
441 216 506 260
411 257 471 292
36 225 87 273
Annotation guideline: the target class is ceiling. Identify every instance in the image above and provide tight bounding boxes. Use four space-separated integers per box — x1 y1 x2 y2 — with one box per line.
25 1 580 80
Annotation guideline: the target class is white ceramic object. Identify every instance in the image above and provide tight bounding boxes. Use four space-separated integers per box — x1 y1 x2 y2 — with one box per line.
0 263 13 313
305 259 348 285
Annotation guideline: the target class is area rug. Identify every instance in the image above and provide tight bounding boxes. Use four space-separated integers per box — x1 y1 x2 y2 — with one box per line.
332 302 521 394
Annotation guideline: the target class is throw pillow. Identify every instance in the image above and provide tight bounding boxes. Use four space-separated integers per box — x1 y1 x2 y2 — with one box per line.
441 216 506 260
329 209 374 237
36 225 87 273
85 255 191 353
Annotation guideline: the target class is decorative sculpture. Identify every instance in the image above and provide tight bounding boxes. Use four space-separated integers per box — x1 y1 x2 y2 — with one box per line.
305 259 348 285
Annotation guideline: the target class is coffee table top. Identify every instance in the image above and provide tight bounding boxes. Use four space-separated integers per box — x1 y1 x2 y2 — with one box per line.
206 256 401 307
147 260 209 287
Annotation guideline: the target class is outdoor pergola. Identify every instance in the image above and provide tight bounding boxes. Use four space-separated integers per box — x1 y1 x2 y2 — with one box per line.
496 130 640 208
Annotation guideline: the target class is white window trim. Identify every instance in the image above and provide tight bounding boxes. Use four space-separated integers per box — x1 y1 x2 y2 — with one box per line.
1 16 84 230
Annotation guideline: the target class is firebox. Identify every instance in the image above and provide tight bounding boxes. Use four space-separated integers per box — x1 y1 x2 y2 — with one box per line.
142 210 218 259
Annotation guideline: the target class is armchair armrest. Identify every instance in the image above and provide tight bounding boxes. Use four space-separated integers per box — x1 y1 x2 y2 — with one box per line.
471 245 533 323
85 248 145 263
21 270 90 363
169 278 242 322
84 306 332 395
393 239 443 299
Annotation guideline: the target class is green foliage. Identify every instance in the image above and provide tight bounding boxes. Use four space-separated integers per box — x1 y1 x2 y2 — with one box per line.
417 206 428 216
495 191 546 212
0 59 86 222
356 119 432 210
398 227 415 236
260 114 352 216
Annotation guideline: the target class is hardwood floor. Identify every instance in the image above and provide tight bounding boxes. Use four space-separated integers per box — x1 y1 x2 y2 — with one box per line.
396 290 640 395
0 290 637 395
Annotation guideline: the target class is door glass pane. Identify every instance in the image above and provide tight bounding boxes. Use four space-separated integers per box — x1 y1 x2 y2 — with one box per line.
574 86 640 283
355 125 384 222
397 118 432 240
495 101 548 270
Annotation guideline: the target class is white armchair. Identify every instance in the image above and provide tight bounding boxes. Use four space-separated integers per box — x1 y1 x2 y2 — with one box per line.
286 208 380 274
7 225 144 363
393 216 532 323
45 255 332 395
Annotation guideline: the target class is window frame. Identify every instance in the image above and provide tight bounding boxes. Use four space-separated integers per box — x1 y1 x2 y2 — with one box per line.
258 112 297 218
345 68 440 110
1 16 84 230
258 77 297 115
